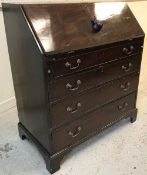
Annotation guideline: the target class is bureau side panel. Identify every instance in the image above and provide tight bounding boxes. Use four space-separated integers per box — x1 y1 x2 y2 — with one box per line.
2 4 51 152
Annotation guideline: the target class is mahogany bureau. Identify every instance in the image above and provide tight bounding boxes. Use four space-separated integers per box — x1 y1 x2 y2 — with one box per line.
3 3 145 174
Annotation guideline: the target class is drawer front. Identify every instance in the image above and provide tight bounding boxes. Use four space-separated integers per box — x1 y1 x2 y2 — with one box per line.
51 73 139 128
49 55 141 101
47 40 142 77
52 93 136 153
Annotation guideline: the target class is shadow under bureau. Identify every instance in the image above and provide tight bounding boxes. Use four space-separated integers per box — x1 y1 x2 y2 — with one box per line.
3 2 144 174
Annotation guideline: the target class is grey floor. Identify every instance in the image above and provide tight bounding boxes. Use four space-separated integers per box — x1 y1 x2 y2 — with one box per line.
0 43 147 175
0 2 147 175
0 88 147 175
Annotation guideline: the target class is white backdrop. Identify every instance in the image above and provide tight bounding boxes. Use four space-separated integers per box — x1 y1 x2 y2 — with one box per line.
0 1 147 113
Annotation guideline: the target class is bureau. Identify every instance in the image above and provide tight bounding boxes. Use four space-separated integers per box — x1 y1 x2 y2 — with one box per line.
3 2 144 174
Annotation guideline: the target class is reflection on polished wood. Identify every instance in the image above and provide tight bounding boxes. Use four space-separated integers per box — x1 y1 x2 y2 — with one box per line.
3 2 144 174
23 3 143 55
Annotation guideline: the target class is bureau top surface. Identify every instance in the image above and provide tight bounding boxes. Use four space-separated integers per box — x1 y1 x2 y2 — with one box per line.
22 3 144 56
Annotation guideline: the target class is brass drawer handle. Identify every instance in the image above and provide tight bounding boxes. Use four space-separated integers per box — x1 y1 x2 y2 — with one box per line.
120 82 131 91
68 126 82 138
66 102 82 114
121 63 132 72
66 80 82 91
118 102 128 111
65 59 81 70
123 45 134 55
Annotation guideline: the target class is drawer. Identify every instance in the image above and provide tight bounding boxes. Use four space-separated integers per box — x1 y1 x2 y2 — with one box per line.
47 40 142 77
49 55 141 101
51 73 139 128
52 93 137 153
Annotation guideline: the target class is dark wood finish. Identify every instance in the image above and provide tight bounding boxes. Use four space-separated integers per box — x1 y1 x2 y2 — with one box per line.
23 3 144 56
18 123 66 174
46 40 142 77
52 93 136 153
51 73 139 128
18 108 138 173
49 55 141 101
3 2 144 174
2 4 51 153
